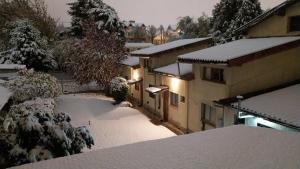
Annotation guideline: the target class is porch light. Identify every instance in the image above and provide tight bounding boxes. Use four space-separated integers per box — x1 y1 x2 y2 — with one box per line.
171 77 180 91
133 70 140 80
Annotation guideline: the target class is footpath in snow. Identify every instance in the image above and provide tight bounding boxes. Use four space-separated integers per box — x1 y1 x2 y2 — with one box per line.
55 93 176 150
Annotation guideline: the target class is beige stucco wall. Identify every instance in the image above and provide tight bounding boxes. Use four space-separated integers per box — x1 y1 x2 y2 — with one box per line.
187 64 230 132
141 41 211 117
160 76 188 130
247 2 300 38
227 46 300 96
188 45 300 132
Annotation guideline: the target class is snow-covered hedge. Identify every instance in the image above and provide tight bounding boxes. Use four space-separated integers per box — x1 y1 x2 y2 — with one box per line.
0 97 94 167
110 77 129 103
5 69 62 103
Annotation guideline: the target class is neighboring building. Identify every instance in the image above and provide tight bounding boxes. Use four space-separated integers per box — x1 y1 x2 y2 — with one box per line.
124 21 148 42
11 125 300 169
236 0 300 38
177 0 300 132
131 38 212 121
121 43 154 105
218 83 300 132
121 56 143 106
153 63 194 131
178 36 300 132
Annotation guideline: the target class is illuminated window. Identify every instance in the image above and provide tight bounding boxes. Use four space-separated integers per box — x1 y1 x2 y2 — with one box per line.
170 92 178 107
289 16 300 32
203 67 224 83
201 103 216 126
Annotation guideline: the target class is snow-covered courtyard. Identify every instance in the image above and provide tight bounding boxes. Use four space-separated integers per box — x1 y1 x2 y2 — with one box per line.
55 93 176 150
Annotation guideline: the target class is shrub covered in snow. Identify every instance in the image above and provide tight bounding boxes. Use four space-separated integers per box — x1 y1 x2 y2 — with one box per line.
0 98 94 168
110 77 129 103
5 69 62 103
0 19 57 71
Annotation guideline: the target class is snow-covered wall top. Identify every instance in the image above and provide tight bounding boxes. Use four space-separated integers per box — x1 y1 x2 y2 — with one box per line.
0 64 26 70
179 36 300 63
0 86 12 110
154 63 192 76
131 38 211 56
125 43 154 49
232 84 300 128
10 125 300 169
121 56 140 67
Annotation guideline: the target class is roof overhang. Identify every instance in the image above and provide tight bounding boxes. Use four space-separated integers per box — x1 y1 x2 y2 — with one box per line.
127 78 143 85
145 86 169 94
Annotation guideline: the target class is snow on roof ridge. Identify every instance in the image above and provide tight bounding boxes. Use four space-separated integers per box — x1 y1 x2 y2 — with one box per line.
178 36 300 63
10 125 300 169
232 84 300 128
121 56 140 67
154 63 192 76
125 42 154 49
131 37 211 56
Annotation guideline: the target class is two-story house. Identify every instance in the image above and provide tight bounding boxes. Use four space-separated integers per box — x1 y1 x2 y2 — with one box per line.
178 0 300 132
131 38 212 124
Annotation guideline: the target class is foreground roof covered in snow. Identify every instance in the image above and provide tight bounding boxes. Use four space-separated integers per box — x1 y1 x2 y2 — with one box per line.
236 0 299 33
0 64 26 70
178 36 300 64
0 86 12 110
125 43 154 49
232 84 300 129
11 125 300 169
154 63 192 77
121 56 140 67
131 38 211 56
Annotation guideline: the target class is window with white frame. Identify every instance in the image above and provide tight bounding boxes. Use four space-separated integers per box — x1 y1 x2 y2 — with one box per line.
201 103 216 126
170 92 178 107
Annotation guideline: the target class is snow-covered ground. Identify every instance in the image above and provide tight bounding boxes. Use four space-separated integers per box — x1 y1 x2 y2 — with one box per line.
55 93 176 150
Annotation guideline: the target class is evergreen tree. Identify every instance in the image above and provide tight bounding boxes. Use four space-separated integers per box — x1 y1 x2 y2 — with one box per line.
211 0 262 43
68 0 125 40
0 20 56 71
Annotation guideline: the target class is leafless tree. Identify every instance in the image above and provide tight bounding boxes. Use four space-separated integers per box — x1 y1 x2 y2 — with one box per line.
148 25 157 43
66 23 126 93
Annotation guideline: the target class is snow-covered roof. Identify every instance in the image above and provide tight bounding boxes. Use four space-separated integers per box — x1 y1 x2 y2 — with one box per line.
0 64 26 70
131 38 211 56
178 36 300 63
145 86 168 94
11 125 300 169
0 86 12 110
232 84 300 128
154 63 192 76
121 56 140 67
125 43 154 49
236 0 299 33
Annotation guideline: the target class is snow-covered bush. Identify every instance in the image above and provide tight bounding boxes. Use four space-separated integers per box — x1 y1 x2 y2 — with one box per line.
0 98 94 168
110 77 129 104
5 69 61 103
0 19 57 71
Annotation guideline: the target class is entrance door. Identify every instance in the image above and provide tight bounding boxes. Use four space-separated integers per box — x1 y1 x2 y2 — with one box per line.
162 91 169 122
